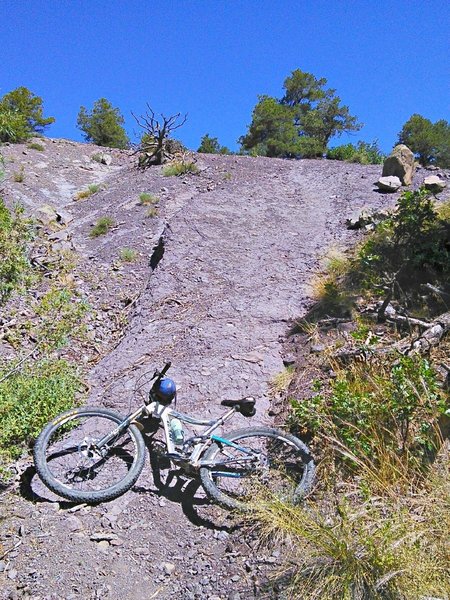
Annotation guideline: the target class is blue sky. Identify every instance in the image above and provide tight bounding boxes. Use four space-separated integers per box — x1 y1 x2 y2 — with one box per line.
1 0 449 153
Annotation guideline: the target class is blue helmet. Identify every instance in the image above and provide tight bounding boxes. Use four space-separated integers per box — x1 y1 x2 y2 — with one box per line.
154 377 177 403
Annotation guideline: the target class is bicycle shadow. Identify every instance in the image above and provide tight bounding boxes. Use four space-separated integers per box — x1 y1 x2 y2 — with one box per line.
136 419 237 532
18 418 237 532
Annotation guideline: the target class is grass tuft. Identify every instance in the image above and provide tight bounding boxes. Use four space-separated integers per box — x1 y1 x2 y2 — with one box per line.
89 216 115 237
27 142 45 151
139 192 159 205
163 160 199 177
76 183 102 200
119 248 137 262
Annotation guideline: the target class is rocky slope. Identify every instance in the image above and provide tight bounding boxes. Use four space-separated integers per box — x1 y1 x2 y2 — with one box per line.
1 139 446 600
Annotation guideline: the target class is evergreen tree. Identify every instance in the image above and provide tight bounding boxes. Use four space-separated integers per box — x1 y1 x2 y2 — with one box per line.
0 87 55 141
77 98 129 148
198 133 230 154
240 69 361 158
398 114 450 167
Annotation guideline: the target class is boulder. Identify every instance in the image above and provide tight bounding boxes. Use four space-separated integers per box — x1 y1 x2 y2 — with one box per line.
382 144 415 185
36 204 58 226
376 176 402 192
423 175 446 194
99 153 112 165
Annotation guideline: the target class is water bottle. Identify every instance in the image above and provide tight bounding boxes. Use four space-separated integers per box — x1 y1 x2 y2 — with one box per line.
169 418 184 445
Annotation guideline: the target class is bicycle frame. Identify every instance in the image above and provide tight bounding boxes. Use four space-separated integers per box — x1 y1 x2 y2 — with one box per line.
145 400 242 467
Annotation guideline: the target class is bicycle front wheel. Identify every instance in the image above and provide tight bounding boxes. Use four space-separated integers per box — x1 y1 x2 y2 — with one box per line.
33 407 146 503
199 427 315 510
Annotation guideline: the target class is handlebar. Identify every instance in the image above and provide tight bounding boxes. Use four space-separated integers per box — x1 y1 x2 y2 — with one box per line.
151 361 172 387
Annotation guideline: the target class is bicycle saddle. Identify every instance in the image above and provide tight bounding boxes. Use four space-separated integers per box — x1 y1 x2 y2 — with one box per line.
221 396 256 417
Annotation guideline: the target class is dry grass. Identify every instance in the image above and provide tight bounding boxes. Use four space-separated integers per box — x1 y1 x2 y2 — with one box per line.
250 444 450 600
270 366 295 395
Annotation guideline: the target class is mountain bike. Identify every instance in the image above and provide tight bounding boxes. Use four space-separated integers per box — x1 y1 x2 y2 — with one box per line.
33 362 315 510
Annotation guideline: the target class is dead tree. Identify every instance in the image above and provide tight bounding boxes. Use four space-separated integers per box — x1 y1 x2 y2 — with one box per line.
132 105 187 168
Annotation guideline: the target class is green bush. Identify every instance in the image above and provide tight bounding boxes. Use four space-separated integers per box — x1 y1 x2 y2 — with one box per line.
0 199 33 304
0 359 82 469
292 355 446 469
354 188 450 302
89 216 115 237
0 108 29 143
327 140 385 164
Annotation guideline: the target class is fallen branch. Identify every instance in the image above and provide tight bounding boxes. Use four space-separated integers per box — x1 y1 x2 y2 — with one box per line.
334 311 450 363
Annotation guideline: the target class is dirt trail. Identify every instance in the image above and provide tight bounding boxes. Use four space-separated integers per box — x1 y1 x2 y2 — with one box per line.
1 147 410 600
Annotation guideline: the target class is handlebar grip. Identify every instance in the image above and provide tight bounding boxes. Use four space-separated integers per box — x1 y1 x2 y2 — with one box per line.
160 361 171 377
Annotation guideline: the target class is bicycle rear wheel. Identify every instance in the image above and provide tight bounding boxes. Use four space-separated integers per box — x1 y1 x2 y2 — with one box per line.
33 407 146 503
199 427 315 510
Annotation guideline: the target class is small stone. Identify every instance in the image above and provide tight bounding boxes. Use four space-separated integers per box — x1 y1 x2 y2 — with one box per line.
231 574 240 582
67 515 83 532
424 175 446 193
0 561 5 572
90 532 118 542
376 176 402 192
8 568 17 580
310 344 325 353
97 540 109 550
163 562 175 575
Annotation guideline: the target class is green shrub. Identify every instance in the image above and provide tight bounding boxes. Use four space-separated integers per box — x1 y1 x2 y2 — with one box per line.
119 248 137 262
0 87 54 140
0 199 33 304
327 140 385 164
139 192 159 205
77 98 128 149
163 160 199 176
0 108 30 143
0 359 82 470
355 188 450 301
89 216 115 237
292 355 446 471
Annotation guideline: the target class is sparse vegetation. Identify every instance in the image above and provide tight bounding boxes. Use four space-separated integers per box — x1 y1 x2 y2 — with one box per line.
13 166 25 182
27 142 45 151
163 160 199 176
139 192 159 205
251 464 449 600
306 188 450 319
145 207 158 218
76 183 102 200
89 216 115 237
119 248 138 262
